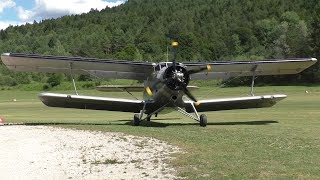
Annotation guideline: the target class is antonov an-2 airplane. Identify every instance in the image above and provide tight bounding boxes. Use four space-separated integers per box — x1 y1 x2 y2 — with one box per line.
1 42 317 126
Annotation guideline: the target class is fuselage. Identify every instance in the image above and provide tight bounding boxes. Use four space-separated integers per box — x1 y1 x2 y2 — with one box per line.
142 62 187 114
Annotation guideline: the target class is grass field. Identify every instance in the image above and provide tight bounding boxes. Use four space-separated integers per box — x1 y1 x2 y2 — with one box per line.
1 85 320 179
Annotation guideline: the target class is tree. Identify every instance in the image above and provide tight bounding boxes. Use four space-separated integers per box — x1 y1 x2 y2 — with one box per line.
0 0 318 86
47 73 64 88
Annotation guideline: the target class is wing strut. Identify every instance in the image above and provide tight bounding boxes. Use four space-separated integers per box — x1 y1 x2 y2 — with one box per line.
250 65 258 96
173 102 208 127
69 62 79 95
174 97 200 121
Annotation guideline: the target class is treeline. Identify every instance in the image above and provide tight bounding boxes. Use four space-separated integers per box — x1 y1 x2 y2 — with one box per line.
0 0 319 88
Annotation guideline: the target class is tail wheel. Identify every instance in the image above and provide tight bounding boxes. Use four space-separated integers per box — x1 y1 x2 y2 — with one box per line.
133 114 140 126
200 114 207 127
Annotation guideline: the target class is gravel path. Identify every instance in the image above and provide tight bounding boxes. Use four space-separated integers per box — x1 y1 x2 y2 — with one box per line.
0 125 180 179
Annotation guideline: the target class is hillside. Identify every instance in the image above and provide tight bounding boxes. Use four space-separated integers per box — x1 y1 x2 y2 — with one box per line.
0 0 319 87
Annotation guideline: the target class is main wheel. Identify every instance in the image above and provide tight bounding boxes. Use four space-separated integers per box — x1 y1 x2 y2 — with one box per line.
200 114 207 127
133 114 140 126
146 115 151 122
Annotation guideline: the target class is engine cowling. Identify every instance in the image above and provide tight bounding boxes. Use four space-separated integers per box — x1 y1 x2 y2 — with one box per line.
163 65 190 90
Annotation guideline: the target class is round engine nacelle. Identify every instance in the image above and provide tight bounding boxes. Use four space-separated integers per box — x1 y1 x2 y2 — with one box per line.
162 65 190 90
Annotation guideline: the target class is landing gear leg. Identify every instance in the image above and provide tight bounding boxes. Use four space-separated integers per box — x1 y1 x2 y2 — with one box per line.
199 114 207 127
132 102 170 127
133 114 140 126
145 115 151 127
133 101 147 126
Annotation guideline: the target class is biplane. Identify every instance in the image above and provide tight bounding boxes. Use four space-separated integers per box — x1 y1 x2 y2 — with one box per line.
1 42 317 126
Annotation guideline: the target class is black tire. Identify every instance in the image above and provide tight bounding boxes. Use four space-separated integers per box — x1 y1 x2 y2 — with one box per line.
146 115 151 121
200 114 207 127
133 114 140 126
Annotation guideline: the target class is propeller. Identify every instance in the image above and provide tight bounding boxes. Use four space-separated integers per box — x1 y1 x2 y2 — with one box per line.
182 84 197 102
186 64 212 75
166 41 212 103
184 65 211 102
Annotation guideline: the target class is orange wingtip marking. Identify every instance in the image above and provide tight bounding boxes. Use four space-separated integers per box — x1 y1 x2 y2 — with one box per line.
171 41 179 47
146 86 153 96
207 65 212 71
194 102 201 106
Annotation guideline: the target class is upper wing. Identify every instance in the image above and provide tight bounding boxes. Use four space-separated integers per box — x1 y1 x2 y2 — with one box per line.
1 53 154 80
2 53 317 80
39 93 145 113
184 58 317 80
184 94 286 112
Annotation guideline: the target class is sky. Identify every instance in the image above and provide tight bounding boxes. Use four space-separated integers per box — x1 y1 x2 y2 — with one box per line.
0 0 125 29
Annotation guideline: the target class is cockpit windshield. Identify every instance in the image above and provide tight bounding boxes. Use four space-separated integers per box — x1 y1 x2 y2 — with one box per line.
154 62 173 71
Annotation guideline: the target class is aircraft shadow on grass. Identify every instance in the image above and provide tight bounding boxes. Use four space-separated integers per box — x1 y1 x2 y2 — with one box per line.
123 120 278 127
23 119 278 128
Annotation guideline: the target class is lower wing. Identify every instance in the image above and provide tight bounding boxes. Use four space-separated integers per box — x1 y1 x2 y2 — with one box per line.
184 94 286 112
39 93 144 113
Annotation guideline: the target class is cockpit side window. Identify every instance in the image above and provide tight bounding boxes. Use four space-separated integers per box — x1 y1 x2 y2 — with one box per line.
154 63 168 71
154 65 161 71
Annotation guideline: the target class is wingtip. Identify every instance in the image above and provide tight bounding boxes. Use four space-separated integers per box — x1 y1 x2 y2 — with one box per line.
1 53 10 56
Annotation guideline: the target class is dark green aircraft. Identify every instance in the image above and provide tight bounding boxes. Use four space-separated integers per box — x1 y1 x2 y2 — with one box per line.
1 42 317 126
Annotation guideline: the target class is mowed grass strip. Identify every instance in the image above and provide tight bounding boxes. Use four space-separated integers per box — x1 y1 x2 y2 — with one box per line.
0 86 319 179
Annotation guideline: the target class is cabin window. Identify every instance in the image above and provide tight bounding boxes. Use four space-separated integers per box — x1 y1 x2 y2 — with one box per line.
154 65 161 71
154 63 168 71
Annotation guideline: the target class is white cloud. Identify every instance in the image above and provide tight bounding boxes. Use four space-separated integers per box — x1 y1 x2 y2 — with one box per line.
0 0 15 13
17 0 124 22
17 6 34 22
0 20 21 29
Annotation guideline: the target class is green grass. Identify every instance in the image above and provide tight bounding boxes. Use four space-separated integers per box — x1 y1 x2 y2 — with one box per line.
1 86 320 179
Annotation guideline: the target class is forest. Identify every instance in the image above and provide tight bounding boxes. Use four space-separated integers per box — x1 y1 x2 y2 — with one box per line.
0 0 319 88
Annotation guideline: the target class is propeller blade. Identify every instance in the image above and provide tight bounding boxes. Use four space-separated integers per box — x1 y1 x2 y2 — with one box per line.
187 65 212 75
146 86 153 96
182 85 198 102
171 41 179 70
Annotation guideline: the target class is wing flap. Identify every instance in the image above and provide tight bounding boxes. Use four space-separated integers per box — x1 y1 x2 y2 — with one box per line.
96 85 145 92
1 53 154 80
39 93 144 113
186 58 317 80
96 85 199 92
184 94 287 112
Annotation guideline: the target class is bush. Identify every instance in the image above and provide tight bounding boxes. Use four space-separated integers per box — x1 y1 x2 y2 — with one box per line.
0 75 17 86
47 73 64 87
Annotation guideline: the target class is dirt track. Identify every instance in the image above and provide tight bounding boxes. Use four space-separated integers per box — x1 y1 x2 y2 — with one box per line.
0 125 180 179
